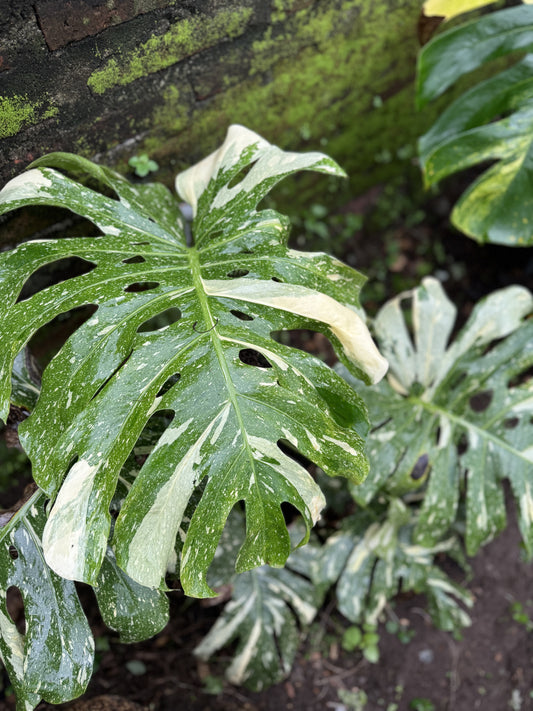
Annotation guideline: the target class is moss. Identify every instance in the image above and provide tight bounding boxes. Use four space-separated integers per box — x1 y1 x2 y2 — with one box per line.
150 84 190 136
272 0 308 22
87 7 253 95
0 95 58 139
132 0 425 206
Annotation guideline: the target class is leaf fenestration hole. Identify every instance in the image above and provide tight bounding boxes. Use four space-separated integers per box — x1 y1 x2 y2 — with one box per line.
271 329 336 365
131 241 150 246
227 269 249 279
509 366 533 388
17 257 97 302
280 501 302 526
122 255 146 264
137 307 182 333
226 161 257 189
133 410 176 466
8 545 18 560
125 281 160 293
277 439 312 470
6 586 26 634
27 304 98 369
157 373 181 397
230 309 254 321
410 453 429 481
469 390 493 412
239 348 272 368
457 433 469 455
271 277 283 283
90 353 132 401
503 417 519 429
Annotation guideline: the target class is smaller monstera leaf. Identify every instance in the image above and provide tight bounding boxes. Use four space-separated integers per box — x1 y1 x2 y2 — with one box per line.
194 521 323 691
347 277 533 556
0 489 94 709
0 125 387 597
317 499 472 632
94 547 169 644
417 5 533 244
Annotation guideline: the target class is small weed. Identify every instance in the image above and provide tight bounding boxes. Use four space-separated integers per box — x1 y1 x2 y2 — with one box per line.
509 601 533 631
202 674 224 695
341 623 380 663
337 687 368 710
385 619 415 645
409 699 435 711
128 153 159 178
125 659 147 676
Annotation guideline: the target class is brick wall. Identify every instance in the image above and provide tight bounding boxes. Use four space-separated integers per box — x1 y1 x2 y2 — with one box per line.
0 0 426 201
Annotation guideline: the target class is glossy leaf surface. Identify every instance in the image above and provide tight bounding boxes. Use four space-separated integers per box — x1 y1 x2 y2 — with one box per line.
346 278 533 555
0 126 386 596
417 6 533 244
0 489 94 710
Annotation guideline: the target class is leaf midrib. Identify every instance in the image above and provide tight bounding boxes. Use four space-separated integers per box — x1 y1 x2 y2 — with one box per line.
411 394 532 466
188 248 262 502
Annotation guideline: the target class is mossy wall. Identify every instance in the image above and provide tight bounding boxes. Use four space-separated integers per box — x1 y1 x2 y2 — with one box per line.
0 0 427 205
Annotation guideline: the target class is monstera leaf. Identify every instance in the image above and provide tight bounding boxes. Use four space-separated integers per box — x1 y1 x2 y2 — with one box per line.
318 499 472 632
0 488 94 708
345 278 533 556
417 5 533 245
195 518 324 691
0 484 170 710
0 125 387 597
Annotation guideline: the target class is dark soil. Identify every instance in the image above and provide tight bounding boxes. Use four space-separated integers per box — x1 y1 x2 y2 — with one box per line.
1 177 533 711
3 503 529 711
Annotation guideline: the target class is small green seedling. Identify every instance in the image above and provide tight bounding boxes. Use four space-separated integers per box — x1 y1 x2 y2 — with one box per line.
385 619 415 645
509 601 533 632
128 153 159 177
338 687 368 711
341 623 380 663
409 699 435 711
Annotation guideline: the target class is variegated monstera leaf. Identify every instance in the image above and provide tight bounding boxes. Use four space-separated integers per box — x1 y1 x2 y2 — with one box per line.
0 486 169 709
349 277 533 556
195 513 325 691
0 125 387 597
317 499 472 633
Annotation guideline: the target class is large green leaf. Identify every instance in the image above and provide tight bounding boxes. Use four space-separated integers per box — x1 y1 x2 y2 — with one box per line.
417 6 533 244
345 277 533 555
0 125 387 597
318 499 472 632
0 489 94 710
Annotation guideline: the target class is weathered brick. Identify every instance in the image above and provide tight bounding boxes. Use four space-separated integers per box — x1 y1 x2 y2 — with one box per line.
35 0 172 51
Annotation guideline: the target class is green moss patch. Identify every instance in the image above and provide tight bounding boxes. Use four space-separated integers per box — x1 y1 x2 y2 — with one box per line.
0 95 58 139
87 7 253 95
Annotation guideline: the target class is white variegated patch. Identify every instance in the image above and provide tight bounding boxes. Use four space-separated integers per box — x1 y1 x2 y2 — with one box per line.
43 459 101 580
0 169 53 203
176 125 269 216
204 278 388 384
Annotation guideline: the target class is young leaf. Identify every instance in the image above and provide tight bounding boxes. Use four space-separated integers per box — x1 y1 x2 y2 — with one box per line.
318 499 472 632
0 125 387 597
417 6 533 244
0 489 94 709
348 277 533 555
195 534 323 691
